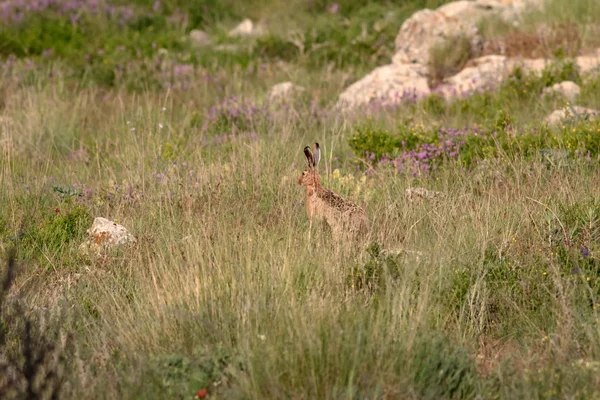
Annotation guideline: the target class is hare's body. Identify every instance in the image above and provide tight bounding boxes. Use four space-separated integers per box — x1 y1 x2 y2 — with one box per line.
298 143 368 241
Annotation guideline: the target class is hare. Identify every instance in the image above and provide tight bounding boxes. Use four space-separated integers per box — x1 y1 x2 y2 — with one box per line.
298 143 368 242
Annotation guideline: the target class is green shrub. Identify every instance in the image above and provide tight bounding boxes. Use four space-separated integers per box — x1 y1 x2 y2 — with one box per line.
21 204 91 269
422 92 447 116
253 34 298 61
348 124 402 161
135 347 241 398
540 60 580 87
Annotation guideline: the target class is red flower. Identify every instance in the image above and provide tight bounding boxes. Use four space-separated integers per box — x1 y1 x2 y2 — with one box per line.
195 389 208 398
54 208 60 214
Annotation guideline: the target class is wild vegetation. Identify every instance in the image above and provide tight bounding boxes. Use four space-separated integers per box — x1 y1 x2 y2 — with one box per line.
1 0 600 398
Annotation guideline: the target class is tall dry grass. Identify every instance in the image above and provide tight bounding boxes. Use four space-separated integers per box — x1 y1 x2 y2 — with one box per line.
1 72 600 398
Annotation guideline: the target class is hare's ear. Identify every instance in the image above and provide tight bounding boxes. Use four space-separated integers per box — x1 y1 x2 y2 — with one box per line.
303 146 314 167
313 142 321 167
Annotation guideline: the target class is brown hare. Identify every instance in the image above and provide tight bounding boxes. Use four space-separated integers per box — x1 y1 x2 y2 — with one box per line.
298 142 368 242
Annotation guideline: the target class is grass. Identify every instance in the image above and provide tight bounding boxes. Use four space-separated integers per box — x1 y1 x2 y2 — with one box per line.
428 34 474 87
1 0 600 398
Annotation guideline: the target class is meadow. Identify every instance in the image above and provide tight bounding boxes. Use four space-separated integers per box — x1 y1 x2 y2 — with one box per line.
1 0 600 398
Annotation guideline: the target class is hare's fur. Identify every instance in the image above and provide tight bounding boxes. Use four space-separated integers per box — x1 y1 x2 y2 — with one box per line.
298 143 368 241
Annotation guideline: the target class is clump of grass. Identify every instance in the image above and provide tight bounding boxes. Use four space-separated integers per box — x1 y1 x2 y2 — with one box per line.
410 335 478 399
345 242 403 292
428 34 475 87
0 246 73 399
16 203 91 271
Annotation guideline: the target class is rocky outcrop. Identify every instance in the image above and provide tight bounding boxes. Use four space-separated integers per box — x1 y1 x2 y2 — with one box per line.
393 2 482 65
575 49 600 74
79 217 136 257
436 55 514 98
267 82 306 104
228 18 263 37
405 187 445 204
545 106 600 126
337 64 430 109
542 81 581 102
335 0 600 111
189 29 211 47
337 53 555 108
392 0 543 65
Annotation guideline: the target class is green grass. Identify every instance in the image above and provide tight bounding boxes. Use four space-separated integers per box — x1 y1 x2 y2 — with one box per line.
0 0 456 89
2 0 600 398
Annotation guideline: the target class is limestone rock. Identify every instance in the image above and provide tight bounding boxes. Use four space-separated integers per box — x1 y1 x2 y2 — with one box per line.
437 55 514 98
545 106 600 126
336 63 430 109
189 29 211 46
392 1 486 65
576 49 600 74
405 187 445 204
79 217 136 256
392 0 545 65
542 81 581 102
491 0 546 20
228 18 263 37
268 82 305 104
519 57 550 75
335 0 600 110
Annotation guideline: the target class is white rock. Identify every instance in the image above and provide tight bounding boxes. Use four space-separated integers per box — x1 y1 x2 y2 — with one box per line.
228 18 259 37
518 57 550 74
268 82 305 104
576 49 600 74
542 81 581 102
434 56 580 99
437 55 515 98
490 0 546 20
545 106 600 126
391 0 543 66
335 0 600 111
336 63 430 109
405 187 445 204
392 1 488 65
189 29 211 46
79 217 136 256
520 54 600 76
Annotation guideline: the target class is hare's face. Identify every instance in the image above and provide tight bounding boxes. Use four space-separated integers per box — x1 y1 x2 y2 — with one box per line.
298 168 319 187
